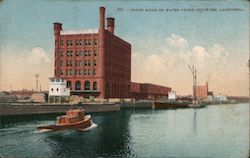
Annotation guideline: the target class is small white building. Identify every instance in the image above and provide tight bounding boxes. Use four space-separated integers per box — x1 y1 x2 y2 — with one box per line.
49 78 70 103
168 91 176 101
214 95 228 101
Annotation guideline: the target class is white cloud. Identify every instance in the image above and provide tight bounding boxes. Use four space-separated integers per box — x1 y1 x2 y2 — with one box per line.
28 47 51 64
165 34 189 53
191 46 209 63
132 34 248 96
1 47 53 91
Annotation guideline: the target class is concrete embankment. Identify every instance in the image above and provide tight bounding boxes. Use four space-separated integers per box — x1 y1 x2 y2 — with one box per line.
121 102 152 108
0 103 120 116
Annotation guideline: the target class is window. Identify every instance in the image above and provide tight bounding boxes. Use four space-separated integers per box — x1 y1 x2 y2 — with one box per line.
75 81 81 90
56 88 59 92
76 40 79 45
94 69 97 75
79 60 82 66
76 51 82 57
67 81 72 90
51 88 54 91
67 61 72 66
55 50 58 57
55 40 57 46
67 51 72 57
94 60 97 66
84 60 90 66
93 82 97 91
60 40 64 46
94 39 98 45
85 39 91 45
75 69 78 75
67 40 70 46
84 69 88 75
85 50 91 56
88 69 91 75
85 81 90 91
79 69 82 75
94 51 97 56
70 40 73 46
79 39 82 45
61 61 64 66
60 70 64 75
61 51 64 57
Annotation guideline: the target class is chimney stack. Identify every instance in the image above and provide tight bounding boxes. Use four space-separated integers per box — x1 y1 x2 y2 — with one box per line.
107 17 115 34
53 22 62 36
98 6 106 99
99 7 105 33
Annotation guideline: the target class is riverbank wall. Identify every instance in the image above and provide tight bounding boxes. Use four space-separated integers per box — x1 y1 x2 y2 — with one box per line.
0 103 120 116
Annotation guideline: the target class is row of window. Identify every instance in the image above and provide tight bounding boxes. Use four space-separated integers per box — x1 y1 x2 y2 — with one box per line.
59 39 98 46
56 50 97 57
57 60 97 67
67 81 98 91
58 69 97 76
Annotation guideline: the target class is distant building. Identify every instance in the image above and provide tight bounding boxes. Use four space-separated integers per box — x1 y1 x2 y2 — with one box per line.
12 89 36 98
168 91 176 101
131 82 171 100
49 78 70 103
195 82 208 99
207 91 214 101
214 95 228 101
31 93 45 103
53 7 131 99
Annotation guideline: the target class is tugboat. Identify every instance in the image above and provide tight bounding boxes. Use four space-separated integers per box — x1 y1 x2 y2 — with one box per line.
37 109 92 131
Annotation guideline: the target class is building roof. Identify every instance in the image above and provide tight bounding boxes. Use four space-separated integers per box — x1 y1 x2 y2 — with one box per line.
61 29 98 35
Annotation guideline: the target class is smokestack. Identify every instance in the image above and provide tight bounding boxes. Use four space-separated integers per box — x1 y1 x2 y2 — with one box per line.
53 22 62 36
98 7 106 99
107 17 115 34
99 7 105 33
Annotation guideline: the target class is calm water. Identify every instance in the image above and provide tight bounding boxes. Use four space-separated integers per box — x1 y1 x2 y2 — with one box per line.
0 103 249 158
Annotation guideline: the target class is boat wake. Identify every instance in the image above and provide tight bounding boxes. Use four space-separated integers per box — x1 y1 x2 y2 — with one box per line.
78 122 98 132
35 129 52 133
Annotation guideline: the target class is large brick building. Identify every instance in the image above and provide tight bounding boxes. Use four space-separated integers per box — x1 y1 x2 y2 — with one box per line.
53 7 131 99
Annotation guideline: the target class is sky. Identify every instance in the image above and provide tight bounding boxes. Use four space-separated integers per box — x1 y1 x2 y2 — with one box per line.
0 0 249 96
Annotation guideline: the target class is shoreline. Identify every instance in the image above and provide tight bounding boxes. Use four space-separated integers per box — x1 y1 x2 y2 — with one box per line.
0 103 120 116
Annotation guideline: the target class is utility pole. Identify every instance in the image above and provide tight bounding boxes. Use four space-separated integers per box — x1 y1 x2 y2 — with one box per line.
35 74 39 92
188 64 197 105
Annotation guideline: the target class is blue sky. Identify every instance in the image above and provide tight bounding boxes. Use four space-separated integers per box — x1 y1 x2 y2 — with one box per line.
0 0 249 95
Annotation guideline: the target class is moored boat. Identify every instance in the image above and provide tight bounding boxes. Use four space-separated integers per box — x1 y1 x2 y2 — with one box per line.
37 109 92 131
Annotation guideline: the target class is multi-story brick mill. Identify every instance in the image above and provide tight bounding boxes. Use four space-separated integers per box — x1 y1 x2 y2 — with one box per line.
53 7 131 99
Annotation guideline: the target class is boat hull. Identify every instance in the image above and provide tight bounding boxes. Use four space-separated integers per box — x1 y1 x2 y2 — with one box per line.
37 115 92 131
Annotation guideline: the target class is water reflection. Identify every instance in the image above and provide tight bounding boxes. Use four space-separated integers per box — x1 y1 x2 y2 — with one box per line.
193 109 197 133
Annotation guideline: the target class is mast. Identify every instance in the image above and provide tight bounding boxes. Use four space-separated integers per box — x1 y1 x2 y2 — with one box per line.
188 64 197 105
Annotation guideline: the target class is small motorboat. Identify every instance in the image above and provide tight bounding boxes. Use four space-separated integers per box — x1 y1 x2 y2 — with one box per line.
37 109 92 131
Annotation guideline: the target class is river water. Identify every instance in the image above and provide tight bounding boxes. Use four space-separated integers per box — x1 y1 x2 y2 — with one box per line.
0 103 249 158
